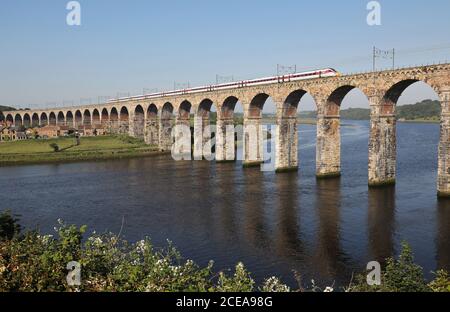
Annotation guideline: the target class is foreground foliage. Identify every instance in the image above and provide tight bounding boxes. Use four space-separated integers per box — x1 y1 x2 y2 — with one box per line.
0 211 448 292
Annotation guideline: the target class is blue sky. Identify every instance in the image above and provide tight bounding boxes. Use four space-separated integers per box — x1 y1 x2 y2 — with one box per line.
1 0 449 111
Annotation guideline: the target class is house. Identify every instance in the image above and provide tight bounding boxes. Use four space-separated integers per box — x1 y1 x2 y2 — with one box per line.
16 131 27 140
58 125 71 137
1 127 18 141
0 126 8 141
36 125 60 139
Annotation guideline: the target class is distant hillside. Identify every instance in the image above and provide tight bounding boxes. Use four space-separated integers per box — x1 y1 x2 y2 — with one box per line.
0 105 15 112
298 100 441 121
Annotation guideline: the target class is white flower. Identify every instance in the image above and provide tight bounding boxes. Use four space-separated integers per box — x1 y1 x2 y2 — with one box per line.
324 287 334 292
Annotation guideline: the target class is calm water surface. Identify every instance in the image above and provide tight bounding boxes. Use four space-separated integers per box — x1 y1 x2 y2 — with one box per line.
1 120 449 288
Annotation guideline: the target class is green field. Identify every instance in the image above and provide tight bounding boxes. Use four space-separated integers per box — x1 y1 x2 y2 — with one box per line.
0 136 163 166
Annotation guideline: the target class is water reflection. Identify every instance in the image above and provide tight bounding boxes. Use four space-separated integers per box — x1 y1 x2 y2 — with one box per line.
368 186 396 264
274 173 302 257
312 178 345 281
215 163 240 244
243 169 268 249
437 199 450 271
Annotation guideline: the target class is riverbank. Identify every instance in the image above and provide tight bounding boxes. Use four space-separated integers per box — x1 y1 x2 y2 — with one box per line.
398 119 440 124
0 135 165 166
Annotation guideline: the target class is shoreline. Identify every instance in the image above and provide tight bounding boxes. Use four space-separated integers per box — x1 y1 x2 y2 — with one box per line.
0 136 168 167
0 148 169 167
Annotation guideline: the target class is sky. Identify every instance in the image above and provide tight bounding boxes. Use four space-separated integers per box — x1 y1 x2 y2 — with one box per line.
1 0 450 111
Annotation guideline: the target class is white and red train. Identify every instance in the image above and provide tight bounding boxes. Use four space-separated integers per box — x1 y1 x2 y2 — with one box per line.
110 68 339 103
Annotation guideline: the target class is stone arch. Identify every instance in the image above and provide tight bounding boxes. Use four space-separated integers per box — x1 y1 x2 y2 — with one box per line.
57 111 65 126
101 108 109 125
370 78 442 188
178 100 192 120
23 113 31 128
32 113 39 127
160 102 175 151
66 111 74 127
283 89 315 118
92 109 100 126
119 106 129 134
326 86 358 114
83 109 91 126
75 110 82 127
40 113 48 126
145 104 159 145
120 106 129 121
216 96 246 162
194 99 216 159
382 79 422 115
316 85 370 179
110 107 119 122
110 107 119 133
14 114 23 127
221 96 240 119
248 93 270 118
162 102 174 119
133 105 145 138
6 114 14 126
243 93 274 166
197 99 215 118
49 112 57 126
147 104 158 119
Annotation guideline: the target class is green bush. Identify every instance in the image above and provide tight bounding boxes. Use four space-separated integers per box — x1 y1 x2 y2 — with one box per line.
428 270 450 292
0 210 21 241
0 215 448 293
49 143 59 152
348 242 431 292
0 219 286 292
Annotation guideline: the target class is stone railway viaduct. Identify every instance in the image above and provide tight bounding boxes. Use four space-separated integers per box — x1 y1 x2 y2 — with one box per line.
2 64 450 196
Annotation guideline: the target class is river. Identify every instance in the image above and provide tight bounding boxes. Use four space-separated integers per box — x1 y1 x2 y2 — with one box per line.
0 120 448 288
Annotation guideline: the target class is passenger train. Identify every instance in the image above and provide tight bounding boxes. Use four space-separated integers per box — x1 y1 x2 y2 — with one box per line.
110 68 339 103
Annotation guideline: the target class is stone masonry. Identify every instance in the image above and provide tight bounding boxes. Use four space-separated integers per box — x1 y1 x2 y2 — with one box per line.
4 64 450 196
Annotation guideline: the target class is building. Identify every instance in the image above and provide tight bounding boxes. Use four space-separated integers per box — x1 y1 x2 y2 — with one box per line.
0 126 28 142
36 125 60 139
